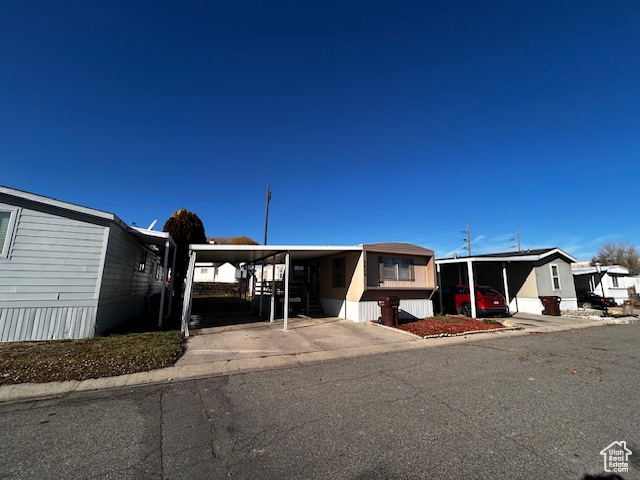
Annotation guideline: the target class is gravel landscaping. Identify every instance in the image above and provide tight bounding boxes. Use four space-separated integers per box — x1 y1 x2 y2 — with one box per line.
392 316 506 337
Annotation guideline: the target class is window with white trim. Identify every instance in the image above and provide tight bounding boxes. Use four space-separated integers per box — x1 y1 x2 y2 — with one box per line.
0 207 19 259
611 275 619 288
380 256 414 281
550 264 561 290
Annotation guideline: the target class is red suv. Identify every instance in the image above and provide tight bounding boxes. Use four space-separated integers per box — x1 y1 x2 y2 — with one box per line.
441 285 509 317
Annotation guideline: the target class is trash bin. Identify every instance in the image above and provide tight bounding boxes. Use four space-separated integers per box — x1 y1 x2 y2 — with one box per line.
378 296 400 326
539 296 561 316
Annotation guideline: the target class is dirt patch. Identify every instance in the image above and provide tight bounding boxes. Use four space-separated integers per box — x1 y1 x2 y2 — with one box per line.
392 316 506 337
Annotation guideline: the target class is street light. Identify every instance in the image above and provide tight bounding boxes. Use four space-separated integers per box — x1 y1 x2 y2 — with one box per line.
595 262 608 315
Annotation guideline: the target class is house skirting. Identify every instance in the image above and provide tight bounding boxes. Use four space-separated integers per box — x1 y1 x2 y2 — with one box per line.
320 298 434 323
0 305 97 342
509 297 578 315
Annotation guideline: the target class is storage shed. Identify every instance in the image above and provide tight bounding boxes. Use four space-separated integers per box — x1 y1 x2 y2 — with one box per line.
0 186 176 342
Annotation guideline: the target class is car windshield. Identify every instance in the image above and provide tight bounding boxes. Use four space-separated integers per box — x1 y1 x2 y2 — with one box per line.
478 287 500 296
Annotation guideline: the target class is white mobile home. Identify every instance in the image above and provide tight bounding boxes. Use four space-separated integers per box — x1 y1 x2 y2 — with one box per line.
194 262 240 283
572 263 640 304
0 186 176 342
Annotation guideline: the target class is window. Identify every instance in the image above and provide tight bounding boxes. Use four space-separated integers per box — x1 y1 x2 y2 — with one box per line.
332 258 345 288
138 249 148 272
612 276 619 288
0 207 18 259
550 264 561 290
201 268 209 274
380 256 414 281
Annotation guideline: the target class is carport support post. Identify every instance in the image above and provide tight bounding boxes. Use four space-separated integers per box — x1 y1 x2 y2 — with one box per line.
437 263 443 315
467 259 477 318
158 238 171 328
284 251 290 331
502 262 511 312
270 255 276 323
167 243 177 319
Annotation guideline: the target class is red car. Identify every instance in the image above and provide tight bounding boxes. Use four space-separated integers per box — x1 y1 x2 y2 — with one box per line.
441 285 509 317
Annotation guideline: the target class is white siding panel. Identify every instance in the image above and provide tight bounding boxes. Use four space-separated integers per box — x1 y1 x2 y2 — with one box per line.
0 306 98 341
0 200 104 341
0 203 104 309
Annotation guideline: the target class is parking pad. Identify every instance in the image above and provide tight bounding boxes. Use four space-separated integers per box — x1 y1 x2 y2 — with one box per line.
175 317 415 367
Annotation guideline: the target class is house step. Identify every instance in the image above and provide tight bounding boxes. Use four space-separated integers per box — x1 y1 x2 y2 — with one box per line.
306 295 324 316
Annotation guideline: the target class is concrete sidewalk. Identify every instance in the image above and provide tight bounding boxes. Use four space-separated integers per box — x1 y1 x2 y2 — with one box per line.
1 313 637 404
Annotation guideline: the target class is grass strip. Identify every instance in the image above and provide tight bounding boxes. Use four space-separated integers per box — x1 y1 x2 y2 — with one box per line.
0 331 185 386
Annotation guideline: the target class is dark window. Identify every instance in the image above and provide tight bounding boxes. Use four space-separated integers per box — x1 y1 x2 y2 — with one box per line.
332 258 345 288
381 256 414 281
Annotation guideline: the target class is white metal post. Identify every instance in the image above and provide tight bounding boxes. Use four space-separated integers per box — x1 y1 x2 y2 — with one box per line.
437 263 443 315
258 264 264 317
167 243 177 319
502 262 511 313
467 259 477 318
158 239 170 328
284 251 290 331
181 251 197 337
270 255 276 322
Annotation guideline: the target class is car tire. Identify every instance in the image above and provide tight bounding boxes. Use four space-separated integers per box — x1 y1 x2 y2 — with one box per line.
583 302 593 309
461 304 471 317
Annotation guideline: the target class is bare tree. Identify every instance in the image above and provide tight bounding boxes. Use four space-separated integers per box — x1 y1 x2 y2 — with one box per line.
591 241 640 275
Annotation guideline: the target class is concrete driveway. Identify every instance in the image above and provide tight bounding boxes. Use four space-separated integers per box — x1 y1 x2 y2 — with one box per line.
176 316 417 366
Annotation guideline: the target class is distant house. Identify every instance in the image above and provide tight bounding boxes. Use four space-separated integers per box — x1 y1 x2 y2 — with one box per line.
194 262 240 283
0 186 176 342
572 262 640 304
436 248 578 316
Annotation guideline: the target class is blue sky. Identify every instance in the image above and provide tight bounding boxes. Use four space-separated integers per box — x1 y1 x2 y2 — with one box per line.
2 1 639 260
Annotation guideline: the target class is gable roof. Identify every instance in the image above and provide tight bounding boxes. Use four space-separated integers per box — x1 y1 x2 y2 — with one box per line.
363 242 434 256
437 248 577 264
572 264 630 276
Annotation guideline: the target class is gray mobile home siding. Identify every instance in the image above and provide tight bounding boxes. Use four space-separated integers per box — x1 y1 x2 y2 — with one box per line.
534 258 576 297
0 200 106 341
95 224 164 333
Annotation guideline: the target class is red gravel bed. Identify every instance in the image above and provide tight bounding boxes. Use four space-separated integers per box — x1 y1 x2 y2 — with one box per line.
394 316 506 336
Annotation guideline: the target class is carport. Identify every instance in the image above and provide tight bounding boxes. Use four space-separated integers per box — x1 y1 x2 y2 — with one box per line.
180 244 361 336
436 249 577 317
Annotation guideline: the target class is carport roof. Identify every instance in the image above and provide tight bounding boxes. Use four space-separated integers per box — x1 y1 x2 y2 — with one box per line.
436 248 577 264
188 244 363 264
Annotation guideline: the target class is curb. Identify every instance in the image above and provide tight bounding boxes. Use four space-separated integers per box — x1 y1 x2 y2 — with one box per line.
1 319 637 404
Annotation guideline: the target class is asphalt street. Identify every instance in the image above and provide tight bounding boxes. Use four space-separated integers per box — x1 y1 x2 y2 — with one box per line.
1 324 639 479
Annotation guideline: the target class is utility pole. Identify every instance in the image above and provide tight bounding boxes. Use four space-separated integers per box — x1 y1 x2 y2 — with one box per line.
263 184 271 245
516 229 521 252
259 184 272 318
462 222 471 256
